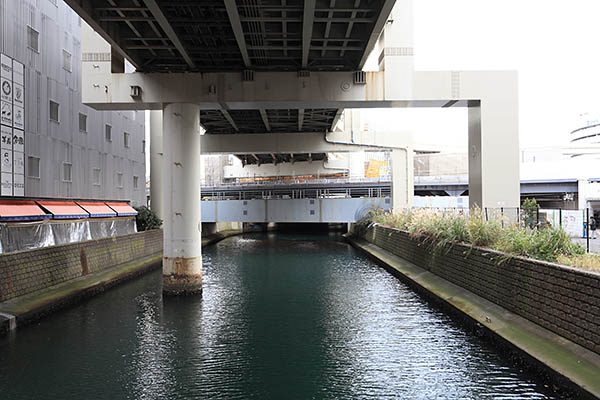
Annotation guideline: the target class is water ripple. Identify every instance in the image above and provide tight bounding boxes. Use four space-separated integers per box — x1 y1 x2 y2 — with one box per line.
0 233 560 399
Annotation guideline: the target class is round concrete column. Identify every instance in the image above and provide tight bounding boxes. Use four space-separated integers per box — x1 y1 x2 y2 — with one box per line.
149 110 163 218
162 103 202 295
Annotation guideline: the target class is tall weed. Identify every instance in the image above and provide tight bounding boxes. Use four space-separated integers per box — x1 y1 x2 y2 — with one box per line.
358 207 588 269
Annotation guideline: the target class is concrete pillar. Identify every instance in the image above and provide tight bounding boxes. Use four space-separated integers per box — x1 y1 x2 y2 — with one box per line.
391 148 414 212
467 82 520 210
162 103 202 295
378 0 414 98
149 110 163 219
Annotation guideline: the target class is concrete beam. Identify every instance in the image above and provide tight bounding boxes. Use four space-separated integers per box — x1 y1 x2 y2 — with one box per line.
66 0 142 69
330 108 344 131
358 0 397 68
143 0 196 69
224 0 252 67
302 0 316 68
219 108 239 131
81 69 482 110
259 108 271 131
200 132 395 154
298 109 305 130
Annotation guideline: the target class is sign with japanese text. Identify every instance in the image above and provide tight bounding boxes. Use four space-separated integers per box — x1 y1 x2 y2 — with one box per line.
0 53 25 196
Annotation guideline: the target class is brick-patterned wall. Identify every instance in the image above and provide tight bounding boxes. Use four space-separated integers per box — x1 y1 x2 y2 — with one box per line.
0 229 163 302
363 225 600 355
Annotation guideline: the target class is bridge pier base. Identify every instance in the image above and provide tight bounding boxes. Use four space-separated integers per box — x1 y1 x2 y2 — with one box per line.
162 103 203 296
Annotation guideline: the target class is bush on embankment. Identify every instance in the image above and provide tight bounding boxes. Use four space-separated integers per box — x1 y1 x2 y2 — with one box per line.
356 208 600 270
134 206 162 231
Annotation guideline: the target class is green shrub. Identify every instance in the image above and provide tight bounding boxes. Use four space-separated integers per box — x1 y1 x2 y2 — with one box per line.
521 198 540 229
134 206 162 231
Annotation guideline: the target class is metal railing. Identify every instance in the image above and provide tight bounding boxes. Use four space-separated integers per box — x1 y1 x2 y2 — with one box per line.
414 206 597 253
202 185 391 201
201 174 392 188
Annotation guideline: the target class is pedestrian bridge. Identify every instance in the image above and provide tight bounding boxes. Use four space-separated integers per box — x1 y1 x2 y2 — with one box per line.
202 196 390 223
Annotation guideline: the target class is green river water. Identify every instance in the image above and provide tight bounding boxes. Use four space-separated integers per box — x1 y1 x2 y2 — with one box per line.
0 233 560 399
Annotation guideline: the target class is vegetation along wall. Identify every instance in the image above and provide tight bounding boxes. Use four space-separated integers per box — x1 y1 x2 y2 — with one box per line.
363 225 600 355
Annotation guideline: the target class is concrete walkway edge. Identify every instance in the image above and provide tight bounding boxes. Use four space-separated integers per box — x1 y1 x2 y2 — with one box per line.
0 229 244 334
345 235 600 399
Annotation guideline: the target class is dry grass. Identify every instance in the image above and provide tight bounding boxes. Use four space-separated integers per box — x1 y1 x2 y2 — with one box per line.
557 254 600 272
359 208 599 271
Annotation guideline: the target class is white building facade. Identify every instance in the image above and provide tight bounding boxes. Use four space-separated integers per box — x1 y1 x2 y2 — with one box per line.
0 0 145 205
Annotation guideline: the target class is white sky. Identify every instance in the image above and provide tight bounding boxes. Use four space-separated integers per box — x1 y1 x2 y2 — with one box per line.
362 0 600 150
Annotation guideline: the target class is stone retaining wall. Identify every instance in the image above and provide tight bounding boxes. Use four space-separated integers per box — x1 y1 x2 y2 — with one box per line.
363 225 600 355
0 229 163 302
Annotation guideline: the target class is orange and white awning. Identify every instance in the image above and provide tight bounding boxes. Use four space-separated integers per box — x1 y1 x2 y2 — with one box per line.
105 202 138 216
0 200 50 221
76 202 117 218
37 201 89 219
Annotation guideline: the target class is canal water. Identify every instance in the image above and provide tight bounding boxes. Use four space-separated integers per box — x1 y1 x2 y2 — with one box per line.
0 233 559 399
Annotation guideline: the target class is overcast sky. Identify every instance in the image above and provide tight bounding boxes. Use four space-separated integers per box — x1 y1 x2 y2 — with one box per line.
362 0 600 150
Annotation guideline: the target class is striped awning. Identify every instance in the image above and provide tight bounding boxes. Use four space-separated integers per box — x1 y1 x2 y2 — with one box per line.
105 202 138 216
0 200 50 221
76 202 117 218
37 201 89 219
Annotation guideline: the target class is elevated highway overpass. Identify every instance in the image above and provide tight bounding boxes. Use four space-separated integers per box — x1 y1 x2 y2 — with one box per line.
66 0 520 294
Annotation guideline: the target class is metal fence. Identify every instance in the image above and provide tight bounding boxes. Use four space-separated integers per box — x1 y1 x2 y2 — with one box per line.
202 185 390 201
414 206 597 253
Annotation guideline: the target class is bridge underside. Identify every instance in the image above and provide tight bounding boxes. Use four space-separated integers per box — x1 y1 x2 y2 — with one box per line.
236 152 327 166
70 0 388 73
66 0 391 164
68 0 519 295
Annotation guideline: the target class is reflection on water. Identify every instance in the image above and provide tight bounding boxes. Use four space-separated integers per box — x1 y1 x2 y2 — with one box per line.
0 233 558 399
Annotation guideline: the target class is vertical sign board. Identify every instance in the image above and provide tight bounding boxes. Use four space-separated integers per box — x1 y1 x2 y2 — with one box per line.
0 54 13 196
0 53 25 196
12 60 24 196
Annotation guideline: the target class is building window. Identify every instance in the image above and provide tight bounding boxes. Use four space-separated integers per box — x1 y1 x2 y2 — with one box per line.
133 175 139 189
93 168 101 186
142 140 146 153
116 172 123 188
105 124 112 141
124 132 130 148
27 26 39 53
49 100 59 122
27 156 40 178
62 50 72 72
79 113 87 132
62 162 72 182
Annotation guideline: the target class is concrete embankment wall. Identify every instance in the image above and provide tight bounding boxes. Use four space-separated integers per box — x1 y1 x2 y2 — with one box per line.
363 225 600 356
0 229 163 302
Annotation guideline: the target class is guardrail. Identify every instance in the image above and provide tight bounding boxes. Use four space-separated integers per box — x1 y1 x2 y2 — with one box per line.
201 185 391 201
